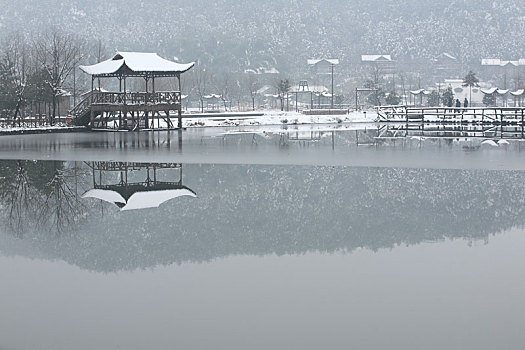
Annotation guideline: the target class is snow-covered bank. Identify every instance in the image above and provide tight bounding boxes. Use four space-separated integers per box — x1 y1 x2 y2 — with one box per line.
181 110 378 128
0 125 86 135
0 111 378 135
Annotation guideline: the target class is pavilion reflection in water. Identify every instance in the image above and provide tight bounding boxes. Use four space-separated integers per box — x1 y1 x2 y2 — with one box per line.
82 162 196 211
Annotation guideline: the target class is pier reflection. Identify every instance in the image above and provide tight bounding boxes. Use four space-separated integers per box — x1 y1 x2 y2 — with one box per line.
82 162 196 211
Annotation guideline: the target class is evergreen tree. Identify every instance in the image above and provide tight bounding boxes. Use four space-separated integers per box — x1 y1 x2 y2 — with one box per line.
25 69 54 105
482 93 496 107
385 91 401 105
427 90 441 107
441 87 454 107
462 71 479 106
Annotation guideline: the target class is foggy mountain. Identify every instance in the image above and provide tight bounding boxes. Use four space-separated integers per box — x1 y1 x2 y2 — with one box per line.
1 0 525 75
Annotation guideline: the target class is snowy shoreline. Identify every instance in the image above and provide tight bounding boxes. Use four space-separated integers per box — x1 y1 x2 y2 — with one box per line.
181 110 378 128
0 111 379 135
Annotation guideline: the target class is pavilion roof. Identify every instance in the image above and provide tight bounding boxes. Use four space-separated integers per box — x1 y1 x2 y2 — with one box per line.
82 183 197 211
80 52 195 77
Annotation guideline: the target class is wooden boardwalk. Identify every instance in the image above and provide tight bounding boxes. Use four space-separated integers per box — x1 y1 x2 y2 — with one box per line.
377 106 525 125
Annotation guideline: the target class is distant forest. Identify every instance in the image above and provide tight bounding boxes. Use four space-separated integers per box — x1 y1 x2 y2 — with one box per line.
1 0 525 75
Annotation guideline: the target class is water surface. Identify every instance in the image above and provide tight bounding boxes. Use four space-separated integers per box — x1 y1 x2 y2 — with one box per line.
0 129 524 349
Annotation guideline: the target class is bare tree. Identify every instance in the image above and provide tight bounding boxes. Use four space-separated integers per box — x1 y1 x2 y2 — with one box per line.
245 74 260 111
34 29 81 125
215 73 231 111
0 33 30 126
277 79 291 111
192 65 209 113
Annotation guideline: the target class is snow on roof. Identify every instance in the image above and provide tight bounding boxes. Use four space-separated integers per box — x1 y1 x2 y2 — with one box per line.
496 89 509 95
122 189 197 211
82 188 197 211
481 58 524 67
511 89 525 96
361 55 392 62
82 189 125 206
290 85 328 93
244 67 280 75
480 87 497 95
80 52 195 76
481 59 500 66
203 94 222 99
307 59 340 65
410 89 431 95
481 140 499 147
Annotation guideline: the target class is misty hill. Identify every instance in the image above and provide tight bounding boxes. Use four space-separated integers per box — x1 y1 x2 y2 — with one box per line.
1 0 525 76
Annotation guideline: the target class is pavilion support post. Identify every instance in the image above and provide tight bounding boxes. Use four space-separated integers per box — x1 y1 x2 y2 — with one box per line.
118 76 122 129
123 77 128 130
153 77 157 129
177 74 182 129
144 76 149 129
152 77 155 95
90 76 95 129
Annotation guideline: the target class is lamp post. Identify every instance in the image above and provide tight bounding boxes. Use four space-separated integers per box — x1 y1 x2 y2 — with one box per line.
331 63 334 109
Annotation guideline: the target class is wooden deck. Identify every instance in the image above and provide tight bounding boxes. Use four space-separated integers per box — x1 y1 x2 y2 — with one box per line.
71 91 183 130
377 106 525 125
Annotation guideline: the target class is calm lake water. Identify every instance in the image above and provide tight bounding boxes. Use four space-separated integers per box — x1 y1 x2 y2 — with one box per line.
1 128 525 349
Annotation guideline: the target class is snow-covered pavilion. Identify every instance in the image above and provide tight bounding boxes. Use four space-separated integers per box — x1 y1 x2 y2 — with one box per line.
73 52 195 130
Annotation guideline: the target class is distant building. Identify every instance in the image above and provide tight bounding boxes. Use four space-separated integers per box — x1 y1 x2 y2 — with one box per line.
361 54 395 74
481 58 525 89
244 66 280 85
307 59 339 75
443 79 485 106
431 53 461 79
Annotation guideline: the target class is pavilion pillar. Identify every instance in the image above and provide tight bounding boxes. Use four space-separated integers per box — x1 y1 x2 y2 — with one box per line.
123 77 127 130
118 76 122 129
152 77 157 129
90 76 95 129
177 74 182 129
144 76 149 129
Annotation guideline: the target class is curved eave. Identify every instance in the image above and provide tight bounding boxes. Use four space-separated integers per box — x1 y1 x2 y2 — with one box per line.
80 59 195 77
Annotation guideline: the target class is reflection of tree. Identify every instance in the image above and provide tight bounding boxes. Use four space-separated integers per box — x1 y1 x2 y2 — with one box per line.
0 160 87 236
38 162 86 235
0 161 42 237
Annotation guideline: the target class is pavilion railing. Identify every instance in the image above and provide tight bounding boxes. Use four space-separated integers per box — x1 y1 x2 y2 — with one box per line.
91 91 181 105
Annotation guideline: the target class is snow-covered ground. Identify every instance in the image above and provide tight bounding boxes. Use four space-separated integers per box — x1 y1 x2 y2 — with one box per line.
0 124 84 134
182 110 378 128
0 111 379 133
